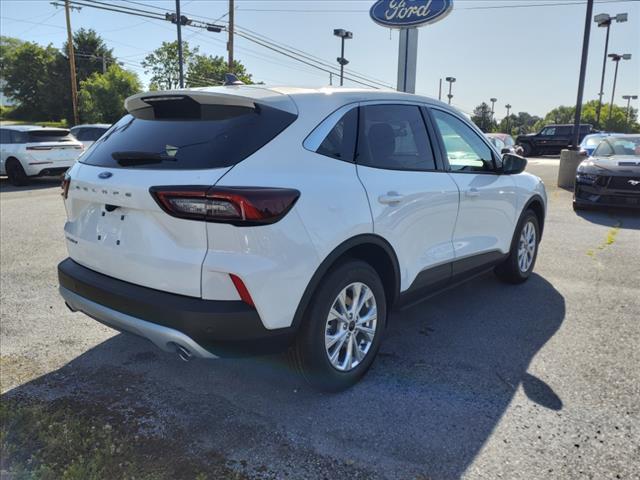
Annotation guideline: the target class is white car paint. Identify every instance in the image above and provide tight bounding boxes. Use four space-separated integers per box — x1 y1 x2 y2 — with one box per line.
1 125 83 177
62 86 546 333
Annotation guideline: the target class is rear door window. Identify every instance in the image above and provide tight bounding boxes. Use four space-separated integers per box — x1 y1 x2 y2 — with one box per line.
80 104 296 170
356 104 436 171
316 108 358 162
0 129 10 144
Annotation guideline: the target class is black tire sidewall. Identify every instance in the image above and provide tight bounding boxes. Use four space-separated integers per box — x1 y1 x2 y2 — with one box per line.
296 260 387 392
510 211 540 280
521 143 533 157
6 159 28 186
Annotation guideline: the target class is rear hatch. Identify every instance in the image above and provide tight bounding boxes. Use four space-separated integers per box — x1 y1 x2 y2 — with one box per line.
63 88 297 297
24 129 82 163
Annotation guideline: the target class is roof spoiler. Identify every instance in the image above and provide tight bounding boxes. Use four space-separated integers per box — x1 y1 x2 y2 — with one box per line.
125 90 256 115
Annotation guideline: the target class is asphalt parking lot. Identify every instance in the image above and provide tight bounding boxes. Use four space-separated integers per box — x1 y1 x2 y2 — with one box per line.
1 158 639 479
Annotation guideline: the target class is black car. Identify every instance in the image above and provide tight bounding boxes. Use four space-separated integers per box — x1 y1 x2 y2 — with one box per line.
517 124 593 157
574 134 640 211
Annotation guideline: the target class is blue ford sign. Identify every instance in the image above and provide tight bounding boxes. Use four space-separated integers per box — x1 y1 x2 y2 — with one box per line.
370 0 453 28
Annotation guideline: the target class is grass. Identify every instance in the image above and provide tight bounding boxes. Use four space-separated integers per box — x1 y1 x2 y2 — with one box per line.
0 397 247 480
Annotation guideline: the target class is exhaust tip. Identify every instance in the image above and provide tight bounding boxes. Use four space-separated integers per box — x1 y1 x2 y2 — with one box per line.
175 344 192 362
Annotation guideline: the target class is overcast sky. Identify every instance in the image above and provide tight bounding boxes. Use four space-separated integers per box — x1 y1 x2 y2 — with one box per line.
1 0 639 118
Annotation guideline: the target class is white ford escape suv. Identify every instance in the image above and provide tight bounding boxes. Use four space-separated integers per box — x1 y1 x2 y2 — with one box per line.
58 86 546 391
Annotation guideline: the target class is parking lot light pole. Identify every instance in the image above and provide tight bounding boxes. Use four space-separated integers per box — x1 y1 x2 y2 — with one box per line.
490 97 497 125
607 53 632 124
594 12 628 127
333 29 353 86
505 104 512 134
445 77 456 105
622 95 638 132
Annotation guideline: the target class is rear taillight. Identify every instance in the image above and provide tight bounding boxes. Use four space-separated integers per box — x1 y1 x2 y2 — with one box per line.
61 174 71 199
26 146 52 151
149 186 300 226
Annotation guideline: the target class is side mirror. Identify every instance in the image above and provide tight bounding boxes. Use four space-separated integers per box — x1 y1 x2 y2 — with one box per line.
502 153 527 174
501 147 511 154
578 149 588 157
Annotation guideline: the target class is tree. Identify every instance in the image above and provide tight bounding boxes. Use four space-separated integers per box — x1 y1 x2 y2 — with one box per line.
538 100 638 133
142 41 198 90
78 65 141 123
498 111 542 135
187 54 252 87
63 28 116 84
1 39 68 120
143 41 254 90
471 102 495 133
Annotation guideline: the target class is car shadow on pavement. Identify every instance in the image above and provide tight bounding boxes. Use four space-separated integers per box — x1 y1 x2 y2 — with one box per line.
0 177 61 193
575 208 640 230
3 273 565 479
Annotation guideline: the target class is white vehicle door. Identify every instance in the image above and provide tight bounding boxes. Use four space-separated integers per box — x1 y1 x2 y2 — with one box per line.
429 107 517 268
355 103 460 293
0 129 16 173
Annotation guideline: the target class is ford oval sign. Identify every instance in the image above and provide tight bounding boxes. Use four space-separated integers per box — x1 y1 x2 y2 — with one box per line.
370 0 453 28
98 171 113 179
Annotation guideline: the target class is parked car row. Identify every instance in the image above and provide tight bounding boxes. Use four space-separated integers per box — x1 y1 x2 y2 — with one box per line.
0 124 110 186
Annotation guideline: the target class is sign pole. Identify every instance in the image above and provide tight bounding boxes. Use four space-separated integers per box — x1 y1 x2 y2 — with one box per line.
397 28 418 93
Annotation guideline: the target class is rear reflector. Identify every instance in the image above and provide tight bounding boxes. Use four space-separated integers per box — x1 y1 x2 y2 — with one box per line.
61 174 71 199
229 274 255 307
150 186 300 226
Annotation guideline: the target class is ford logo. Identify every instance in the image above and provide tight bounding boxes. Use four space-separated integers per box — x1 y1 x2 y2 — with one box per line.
98 171 113 179
370 0 454 28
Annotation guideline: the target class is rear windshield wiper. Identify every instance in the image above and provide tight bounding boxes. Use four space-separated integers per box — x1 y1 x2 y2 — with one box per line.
111 151 178 166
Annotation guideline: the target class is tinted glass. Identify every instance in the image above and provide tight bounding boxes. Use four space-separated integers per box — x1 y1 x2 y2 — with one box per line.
595 137 640 157
0 129 10 144
541 127 556 136
27 130 74 143
87 128 108 141
316 108 357 161
504 136 514 146
557 126 572 135
432 109 494 172
81 105 297 170
356 105 436 171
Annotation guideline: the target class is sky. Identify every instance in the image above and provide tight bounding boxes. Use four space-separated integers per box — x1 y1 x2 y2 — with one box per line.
1 0 639 119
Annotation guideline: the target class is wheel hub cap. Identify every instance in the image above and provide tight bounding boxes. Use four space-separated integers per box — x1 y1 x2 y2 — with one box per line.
324 282 378 372
517 220 537 273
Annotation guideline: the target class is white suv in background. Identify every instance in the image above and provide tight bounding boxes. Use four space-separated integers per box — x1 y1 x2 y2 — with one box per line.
0 126 83 186
58 86 547 391
70 124 111 149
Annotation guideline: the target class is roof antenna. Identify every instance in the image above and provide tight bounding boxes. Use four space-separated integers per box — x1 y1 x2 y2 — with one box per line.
224 73 245 86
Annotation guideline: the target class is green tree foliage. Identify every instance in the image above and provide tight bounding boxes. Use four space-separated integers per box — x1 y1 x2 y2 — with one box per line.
471 102 495 133
143 41 253 90
538 100 638 133
1 39 70 121
498 111 542 136
187 54 252 87
64 28 116 84
78 65 141 123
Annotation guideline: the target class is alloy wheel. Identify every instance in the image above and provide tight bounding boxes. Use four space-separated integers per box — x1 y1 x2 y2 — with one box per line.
324 282 378 372
517 220 536 272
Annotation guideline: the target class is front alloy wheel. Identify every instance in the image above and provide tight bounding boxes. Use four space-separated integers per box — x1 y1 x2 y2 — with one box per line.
325 282 378 372
495 209 540 284
517 220 537 273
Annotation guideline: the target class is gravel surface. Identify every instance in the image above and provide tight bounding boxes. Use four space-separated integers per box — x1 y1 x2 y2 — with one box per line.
1 159 639 479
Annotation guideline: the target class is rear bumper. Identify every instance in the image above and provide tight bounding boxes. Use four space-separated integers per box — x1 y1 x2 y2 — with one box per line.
58 258 295 357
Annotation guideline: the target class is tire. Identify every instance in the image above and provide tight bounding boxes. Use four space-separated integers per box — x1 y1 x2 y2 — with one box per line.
289 259 387 392
494 209 540 284
6 158 29 186
520 142 534 157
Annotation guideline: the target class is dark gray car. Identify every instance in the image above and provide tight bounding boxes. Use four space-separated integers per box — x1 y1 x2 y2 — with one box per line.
574 134 640 210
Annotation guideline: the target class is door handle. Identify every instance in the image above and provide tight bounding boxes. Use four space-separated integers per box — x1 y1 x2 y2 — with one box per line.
465 188 480 198
378 192 405 205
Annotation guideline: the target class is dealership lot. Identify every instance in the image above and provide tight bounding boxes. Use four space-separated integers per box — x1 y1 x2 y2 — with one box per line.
1 160 639 479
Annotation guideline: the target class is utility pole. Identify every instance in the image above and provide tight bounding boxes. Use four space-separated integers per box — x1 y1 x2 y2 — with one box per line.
175 0 184 88
490 97 497 125
64 0 79 125
329 72 333 86
571 0 594 150
438 78 442 101
228 0 234 71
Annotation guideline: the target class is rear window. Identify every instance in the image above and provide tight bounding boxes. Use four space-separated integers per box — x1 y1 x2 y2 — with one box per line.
80 104 297 170
22 130 74 143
